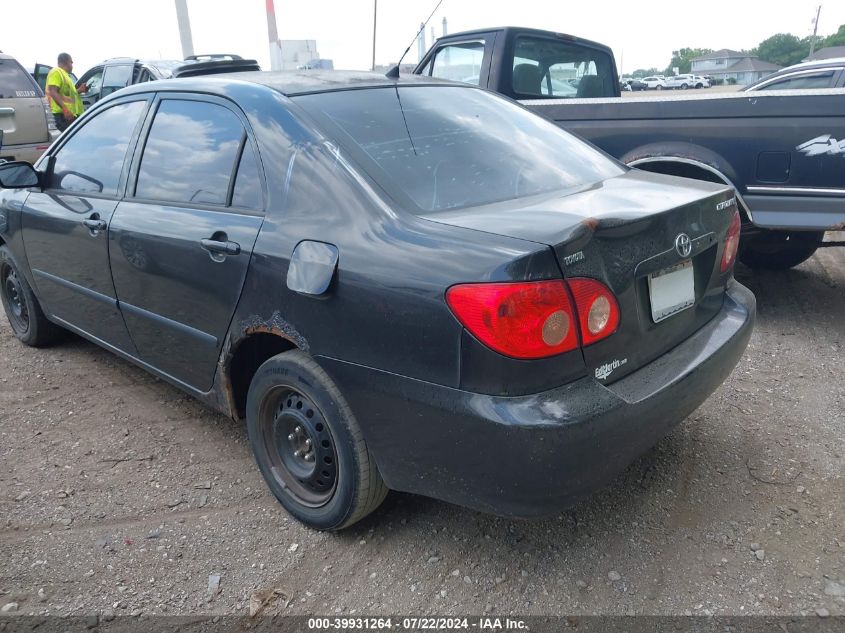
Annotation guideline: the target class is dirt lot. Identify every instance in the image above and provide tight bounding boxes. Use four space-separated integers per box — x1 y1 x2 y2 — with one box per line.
1 237 844 619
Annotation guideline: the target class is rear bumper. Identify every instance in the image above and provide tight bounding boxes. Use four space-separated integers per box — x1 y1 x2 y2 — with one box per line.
744 193 845 231
319 281 756 518
0 140 52 164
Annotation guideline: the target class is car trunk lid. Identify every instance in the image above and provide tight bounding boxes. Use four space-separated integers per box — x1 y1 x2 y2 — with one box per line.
422 169 739 384
0 58 50 149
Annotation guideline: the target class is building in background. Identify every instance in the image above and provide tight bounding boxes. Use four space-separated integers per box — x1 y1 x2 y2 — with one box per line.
805 46 845 61
279 40 333 70
691 49 781 84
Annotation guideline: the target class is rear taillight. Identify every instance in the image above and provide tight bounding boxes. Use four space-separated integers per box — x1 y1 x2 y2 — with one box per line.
445 280 579 359
567 278 621 346
720 208 741 272
446 277 620 359
43 97 58 133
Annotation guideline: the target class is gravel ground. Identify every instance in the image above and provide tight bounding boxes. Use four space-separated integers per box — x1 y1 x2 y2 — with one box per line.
1 237 843 619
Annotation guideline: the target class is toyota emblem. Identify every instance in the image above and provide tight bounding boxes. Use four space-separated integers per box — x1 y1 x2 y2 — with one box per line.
675 233 692 258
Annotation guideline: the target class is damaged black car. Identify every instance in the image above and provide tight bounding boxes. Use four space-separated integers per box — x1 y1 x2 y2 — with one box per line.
0 71 755 529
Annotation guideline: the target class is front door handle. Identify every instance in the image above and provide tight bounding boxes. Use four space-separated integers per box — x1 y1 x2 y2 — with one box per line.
200 238 241 256
83 214 107 232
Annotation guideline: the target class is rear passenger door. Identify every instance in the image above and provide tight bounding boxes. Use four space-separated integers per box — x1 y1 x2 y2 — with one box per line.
110 94 265 390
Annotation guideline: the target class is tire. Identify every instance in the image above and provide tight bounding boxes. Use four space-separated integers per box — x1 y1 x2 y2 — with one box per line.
245 350 388 530
681 83 689 90
0 245 63 346
656 85 664 90
738 230 824 270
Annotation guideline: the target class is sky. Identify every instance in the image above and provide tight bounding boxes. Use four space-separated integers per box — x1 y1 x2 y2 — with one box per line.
3 0 844 77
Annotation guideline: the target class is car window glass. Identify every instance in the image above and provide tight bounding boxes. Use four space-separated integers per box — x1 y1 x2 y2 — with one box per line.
0 58 38 98
758 71 835 91
83 69 104 95
50 100 146 195
430 41 484 85
296 86 623 213
101 64 134 99
135 99 244 205
513 36 615 98
231 142 263 210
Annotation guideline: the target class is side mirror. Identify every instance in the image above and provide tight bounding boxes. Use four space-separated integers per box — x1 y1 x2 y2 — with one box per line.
0 161 39 189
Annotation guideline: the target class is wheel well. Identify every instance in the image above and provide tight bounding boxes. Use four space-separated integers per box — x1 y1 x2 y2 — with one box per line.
631 159 752 223
228 333 297 419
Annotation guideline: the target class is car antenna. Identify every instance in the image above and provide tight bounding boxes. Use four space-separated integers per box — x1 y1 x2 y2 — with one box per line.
385 0 445 79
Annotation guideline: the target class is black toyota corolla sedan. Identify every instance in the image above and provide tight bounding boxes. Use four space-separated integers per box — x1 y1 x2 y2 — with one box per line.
0 71 755 530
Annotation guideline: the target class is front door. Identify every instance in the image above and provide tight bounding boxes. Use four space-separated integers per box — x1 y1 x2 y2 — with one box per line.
110 95 265 390
21 97 149 351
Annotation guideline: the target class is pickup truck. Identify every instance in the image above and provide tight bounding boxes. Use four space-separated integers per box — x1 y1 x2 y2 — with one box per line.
414 27 845 269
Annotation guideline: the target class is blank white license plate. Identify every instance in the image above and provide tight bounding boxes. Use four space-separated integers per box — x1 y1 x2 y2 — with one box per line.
648 261 695 323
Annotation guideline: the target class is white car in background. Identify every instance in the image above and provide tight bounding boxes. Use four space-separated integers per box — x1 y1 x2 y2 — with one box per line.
641 76 666 90
664 74 696 89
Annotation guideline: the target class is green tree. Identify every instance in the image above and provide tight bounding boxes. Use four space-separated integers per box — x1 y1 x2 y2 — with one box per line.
631 68 659 78
822 24 845 48
754 33 810 66
663 48 713 75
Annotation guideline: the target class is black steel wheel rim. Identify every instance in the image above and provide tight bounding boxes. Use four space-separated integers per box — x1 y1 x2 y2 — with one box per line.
258 387 338 507
1 265 29 334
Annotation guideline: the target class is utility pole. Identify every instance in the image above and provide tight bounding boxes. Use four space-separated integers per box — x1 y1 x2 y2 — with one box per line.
371 0 378 71
266 0 282 71
174 0 194 58
809 5 822 58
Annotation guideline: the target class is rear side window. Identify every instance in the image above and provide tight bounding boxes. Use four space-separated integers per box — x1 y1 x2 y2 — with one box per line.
0 58 39 98
512 36 616 99
49 100 147 195
135 100 245 205
428 40 485 85
231 143 263 210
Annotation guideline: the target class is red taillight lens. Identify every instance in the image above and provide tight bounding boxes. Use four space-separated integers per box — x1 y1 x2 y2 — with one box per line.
567 278 620 346
445 280 579 359
721 208 741 272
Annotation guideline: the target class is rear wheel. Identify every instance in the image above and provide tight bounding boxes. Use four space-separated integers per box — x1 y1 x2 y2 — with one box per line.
246 350 388 530
656 85 664 90
739 230 824 270
0 246 62 346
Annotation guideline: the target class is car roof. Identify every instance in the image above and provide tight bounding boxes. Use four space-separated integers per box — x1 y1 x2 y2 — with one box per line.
114 69 460 98
780 57 845 71
433 26 613 52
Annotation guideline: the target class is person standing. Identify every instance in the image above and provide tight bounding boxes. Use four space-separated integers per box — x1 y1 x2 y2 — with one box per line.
45 53 86 132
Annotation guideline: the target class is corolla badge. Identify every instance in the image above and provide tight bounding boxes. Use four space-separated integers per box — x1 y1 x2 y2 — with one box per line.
675 233 693 258
796 134 845 157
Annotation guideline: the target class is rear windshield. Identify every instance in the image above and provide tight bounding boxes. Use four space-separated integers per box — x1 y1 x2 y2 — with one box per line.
294 86 623 213
0 58 39 98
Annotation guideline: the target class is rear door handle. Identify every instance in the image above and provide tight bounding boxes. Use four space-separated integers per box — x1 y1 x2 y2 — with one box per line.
200 238 241 256
83 215 107 232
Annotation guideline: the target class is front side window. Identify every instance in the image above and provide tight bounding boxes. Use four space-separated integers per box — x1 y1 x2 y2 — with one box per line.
757 70 836 91
50 99 146 195
429 41 485 85
135 99 245 205
295 86 623 213
82 68 104 96
101 64 134 99
512 36 615 98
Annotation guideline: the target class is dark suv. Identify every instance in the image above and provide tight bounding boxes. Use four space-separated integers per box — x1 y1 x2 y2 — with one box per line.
0 72 754 530
75 56 260 109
